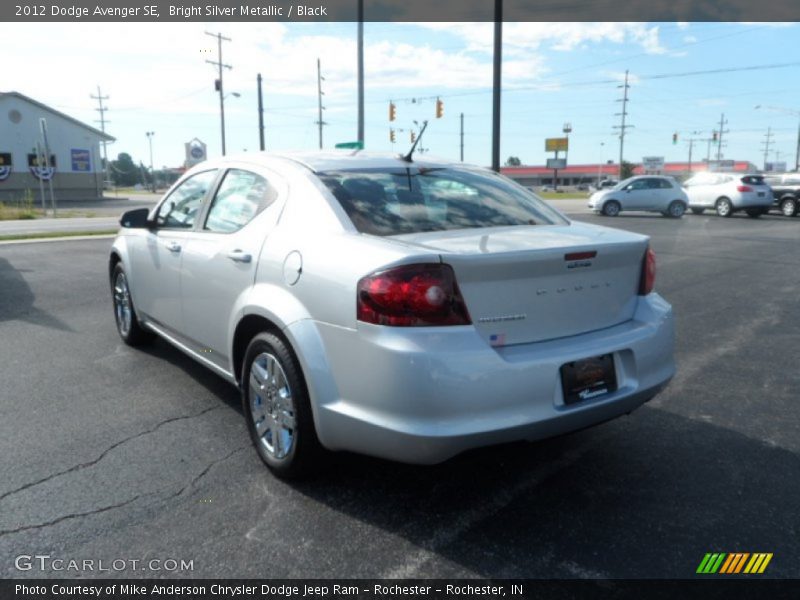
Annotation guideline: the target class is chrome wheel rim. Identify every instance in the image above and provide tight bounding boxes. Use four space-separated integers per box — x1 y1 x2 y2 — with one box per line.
782 201 795 217
605 202 619 216
113 271 132 336
717 200 731 216
249 352 296 460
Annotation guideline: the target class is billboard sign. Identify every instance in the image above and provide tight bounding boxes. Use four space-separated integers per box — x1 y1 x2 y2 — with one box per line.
184 138 207 167
545 137 569 152
546 158 567 169
642 156 664 171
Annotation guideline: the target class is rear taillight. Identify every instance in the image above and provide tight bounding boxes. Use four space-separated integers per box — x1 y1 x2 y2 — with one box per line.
357 263 471 326
639 247 656 296
737 185 753 192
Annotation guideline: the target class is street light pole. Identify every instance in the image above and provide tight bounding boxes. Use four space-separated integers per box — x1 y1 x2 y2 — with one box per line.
146 131 155 192
598 141 605 186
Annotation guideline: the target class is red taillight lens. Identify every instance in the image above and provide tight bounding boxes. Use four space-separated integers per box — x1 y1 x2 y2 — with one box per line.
357 263 471 326
737 185 753 192
639 247 656 295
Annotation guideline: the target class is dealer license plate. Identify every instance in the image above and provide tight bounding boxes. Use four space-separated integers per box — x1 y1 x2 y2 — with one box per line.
560 354 617 405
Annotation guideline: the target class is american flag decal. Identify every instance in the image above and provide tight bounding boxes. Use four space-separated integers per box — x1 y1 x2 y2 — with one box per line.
489 333 506 347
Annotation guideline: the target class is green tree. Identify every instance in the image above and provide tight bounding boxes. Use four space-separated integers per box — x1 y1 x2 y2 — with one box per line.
110 153 141 187
505 156 522 166
620 160 635 180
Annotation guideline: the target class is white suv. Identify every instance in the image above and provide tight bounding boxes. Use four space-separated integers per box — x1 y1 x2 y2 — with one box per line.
683 173 772 217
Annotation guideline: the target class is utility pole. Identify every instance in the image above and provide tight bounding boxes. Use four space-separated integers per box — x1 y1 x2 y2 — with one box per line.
685 131 702 175
146 131 155 192
460 112 465 162
716 113 728 161
205 31 232 156
316 58 327 149
357 0 365 147
613 70 633 181
761 126 774 170
257 73 265 151
90 86 110 186
491 0 502 172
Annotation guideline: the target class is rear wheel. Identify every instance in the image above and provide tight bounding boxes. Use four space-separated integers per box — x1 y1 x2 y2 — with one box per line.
602 200 621 217
745 208 762 218
242 332 321 479
110 263 153 346
665 200 686 218
780 197 798 217
691 207 705 215
715 197 733 217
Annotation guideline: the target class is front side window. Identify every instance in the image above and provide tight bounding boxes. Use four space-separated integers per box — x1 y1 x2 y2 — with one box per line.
317 167 568 236
155 170 218 229
204 169 277 233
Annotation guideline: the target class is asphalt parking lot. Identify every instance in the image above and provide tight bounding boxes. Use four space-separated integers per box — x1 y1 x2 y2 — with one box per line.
0 209 798 579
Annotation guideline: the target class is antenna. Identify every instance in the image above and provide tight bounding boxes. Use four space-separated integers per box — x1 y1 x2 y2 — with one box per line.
402 120 428 163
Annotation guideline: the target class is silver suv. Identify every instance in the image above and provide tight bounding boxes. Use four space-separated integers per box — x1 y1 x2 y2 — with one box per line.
683 173 772 217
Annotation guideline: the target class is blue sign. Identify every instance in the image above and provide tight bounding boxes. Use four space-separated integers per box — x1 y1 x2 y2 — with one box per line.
71 149 91 172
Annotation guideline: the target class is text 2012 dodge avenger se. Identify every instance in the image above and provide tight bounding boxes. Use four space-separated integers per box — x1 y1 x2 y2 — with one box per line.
110 152 675 478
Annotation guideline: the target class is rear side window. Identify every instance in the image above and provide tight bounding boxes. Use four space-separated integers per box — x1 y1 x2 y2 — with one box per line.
657 178 674 189
318 167 568 236
204 169 277 233
741 175 766 185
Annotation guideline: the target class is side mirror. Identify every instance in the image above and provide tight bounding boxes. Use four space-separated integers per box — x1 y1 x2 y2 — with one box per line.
119 208 152 229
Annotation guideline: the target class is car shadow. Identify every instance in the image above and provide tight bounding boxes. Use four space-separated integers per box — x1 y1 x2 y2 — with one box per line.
0 256 74 332
296 407 798 577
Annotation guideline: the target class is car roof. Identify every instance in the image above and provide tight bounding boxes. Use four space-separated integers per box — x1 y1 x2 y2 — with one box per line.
198 150 477 174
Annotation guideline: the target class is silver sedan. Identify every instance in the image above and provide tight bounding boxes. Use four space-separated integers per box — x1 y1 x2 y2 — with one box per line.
110 152 675 478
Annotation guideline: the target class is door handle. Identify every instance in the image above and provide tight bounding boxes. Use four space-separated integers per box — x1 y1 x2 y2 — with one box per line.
227 249 252 264
167 242 181 253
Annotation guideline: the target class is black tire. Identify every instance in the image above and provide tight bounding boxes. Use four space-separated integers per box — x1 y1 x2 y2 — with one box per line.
602 200 621 217
666 200 686 218
715 197 733 218
745 208 762 218
780 197 798 217
691 207 705 215
242 332 321 479
110 262 154 346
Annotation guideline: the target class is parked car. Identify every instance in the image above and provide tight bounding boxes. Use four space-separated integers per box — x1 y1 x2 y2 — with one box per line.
596 179 618 191
110 152 675 478
588 175 689 217
763 172 800 217
576 183 591 191
682 173 772 217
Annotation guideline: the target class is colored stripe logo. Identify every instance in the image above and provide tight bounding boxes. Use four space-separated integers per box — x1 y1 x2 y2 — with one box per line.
697 553 773 574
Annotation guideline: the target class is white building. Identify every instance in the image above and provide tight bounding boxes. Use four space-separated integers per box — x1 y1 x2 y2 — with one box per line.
0 91 115 202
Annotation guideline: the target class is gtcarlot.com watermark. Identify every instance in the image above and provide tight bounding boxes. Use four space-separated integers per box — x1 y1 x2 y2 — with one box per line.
15 554 194 573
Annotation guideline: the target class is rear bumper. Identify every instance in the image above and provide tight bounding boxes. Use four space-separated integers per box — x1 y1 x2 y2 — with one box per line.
733 194 772 209
289 294 675 464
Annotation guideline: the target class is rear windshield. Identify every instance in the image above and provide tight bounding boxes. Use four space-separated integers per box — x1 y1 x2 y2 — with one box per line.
741 175 766 185
317 167 568 236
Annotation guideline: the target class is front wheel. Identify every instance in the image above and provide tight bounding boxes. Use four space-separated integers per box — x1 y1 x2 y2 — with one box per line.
665 200 686 218
601 200 621 217
715 197 733 217
242 332 321 479
780 197 798 217
111 263 153 346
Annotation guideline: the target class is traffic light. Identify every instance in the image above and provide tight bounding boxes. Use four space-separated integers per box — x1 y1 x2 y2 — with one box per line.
390 129 396 143
712 131 718 142
389 102 396 122
410 131 416 143
435 97 443 119
672 132 678 145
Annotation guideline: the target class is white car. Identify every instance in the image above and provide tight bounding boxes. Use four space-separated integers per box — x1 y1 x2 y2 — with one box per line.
588 175 689 217
110 152 675 478
682 173 772 217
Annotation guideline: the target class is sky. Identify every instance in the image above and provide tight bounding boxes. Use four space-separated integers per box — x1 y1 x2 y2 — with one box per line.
2 21 799 170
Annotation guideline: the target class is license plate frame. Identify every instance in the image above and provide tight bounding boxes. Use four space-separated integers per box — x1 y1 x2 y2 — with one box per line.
560 354 617 405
